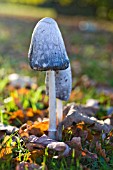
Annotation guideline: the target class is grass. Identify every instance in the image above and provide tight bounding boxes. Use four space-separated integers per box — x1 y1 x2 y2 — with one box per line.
1 130 113 170
0 2 56 18
0 15 113 85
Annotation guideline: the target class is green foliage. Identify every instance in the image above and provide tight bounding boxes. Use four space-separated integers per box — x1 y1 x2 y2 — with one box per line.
0 0 46 5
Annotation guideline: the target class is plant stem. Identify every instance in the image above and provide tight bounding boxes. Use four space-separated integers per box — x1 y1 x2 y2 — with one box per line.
48 70 56 139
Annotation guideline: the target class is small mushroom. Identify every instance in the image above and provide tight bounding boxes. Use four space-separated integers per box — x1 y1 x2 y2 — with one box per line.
45 64 72 140
28 17 69 139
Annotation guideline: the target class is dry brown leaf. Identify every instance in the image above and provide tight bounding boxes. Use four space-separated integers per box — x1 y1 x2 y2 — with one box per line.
26 143 45 151
67 137 97 159
89 132 101 150
26 109 34 117
0 147 12 159
71 122 93 141
58 105 113 140
34 109 48 117
20 131 29 139
27 121 34 126
0 135 17 159
67 137 82 158
15 162 40 170
19 123 29 138
13 154 32 165
9 110 25 125
19 120 49 138
28 134 55 146
96 142 109 162
30 150 44 161
26 108 47 120
9 110 24 119
47 141 70 158
71 137 82 149
70 89 83 102
27 135 70 158
63 103 98 117
17 88 30 95
76 122 85 130
0 131 5 140
82 148 97 159
28 120 49 136
0 123 18 135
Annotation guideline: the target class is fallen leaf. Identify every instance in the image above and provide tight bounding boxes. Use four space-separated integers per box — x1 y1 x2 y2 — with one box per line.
27 135 70 158
72 123 93 141
96 141 109 162
67 137 82 158
0 147 12 159
47 142 70 158
30 150 44 162
19 120 49 138
0 123 18 135
19 123 29 139
28 134 55 146
58 105 113 140
70 137 82 149
70 88 83 102
26 109 34 117
28 120 49 136
17 88 30 95
9 110 25 126
0 131 5 140
26 143 45 151
15 162 40 170
25 108 48 123
67 137 97 159
82 148 97 159
63 103 98 117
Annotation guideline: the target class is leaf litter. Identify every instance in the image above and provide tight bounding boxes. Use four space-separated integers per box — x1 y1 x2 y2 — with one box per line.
1 75 113 169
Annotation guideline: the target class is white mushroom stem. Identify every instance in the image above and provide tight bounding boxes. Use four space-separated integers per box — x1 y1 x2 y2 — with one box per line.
48 70 56 139
57 99 63 125
56 98 63 141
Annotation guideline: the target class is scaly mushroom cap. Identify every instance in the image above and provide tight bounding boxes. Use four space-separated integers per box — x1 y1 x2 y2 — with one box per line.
45 64 72 101
28 17 69 71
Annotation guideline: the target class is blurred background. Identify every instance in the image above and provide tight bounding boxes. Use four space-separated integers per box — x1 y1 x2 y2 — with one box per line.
0 0 113 87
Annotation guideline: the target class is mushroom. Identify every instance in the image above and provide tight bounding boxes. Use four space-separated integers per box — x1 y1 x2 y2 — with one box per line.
45 64 72 140
28 17 69 139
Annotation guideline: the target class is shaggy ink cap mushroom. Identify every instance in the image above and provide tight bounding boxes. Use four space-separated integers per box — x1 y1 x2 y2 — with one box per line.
28 17 69 71
46 64 72 101
45 64 72 140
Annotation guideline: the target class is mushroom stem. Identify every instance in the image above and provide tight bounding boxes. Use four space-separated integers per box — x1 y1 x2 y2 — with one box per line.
57 99 63 125
57 98 63 140
48 70 56 139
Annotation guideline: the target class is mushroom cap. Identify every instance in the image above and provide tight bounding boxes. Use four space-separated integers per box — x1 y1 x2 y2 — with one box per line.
28 17 69 71
45 64 72 101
